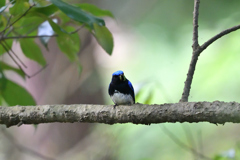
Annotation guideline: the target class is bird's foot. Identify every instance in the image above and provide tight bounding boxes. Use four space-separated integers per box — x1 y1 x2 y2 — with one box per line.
113 104 118 109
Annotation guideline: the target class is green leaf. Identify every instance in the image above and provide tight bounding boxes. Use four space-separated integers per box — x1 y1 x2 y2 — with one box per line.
19 12 80 62
0 39 13 56
0 62 25 79
2 79 36 106
9 0 29 16
56 26 80 61
46 16 66 34
19 39 46 66
29 13 78 60
76 3 114 18
50 0 105 28
0 68 7 92
0 0 5 8
32 0 51 7
57 10 71 25
213 155 224 160
0 15 7 32
0 96 2 105
17 15 46 35
43 17 80 61
93 23 114 55
30 4 58 16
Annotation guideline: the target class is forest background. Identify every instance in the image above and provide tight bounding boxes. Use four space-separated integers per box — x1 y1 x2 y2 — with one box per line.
0 0 240 160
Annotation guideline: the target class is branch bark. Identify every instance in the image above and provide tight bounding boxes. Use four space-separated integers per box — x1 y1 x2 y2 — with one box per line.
1 101 240 128
180 0 200 102
192 0 200 49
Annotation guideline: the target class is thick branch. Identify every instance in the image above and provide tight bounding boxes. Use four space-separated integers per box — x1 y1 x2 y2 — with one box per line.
0 101 239 128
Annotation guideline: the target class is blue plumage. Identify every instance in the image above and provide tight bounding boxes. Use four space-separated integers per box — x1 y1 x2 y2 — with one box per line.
108 70 135 107
112 70 124 76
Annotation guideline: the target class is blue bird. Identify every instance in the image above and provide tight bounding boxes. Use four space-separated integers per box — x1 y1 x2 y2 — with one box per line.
108 70 135 108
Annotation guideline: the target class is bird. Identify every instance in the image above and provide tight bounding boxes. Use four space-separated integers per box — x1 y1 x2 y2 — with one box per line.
108 70 135 108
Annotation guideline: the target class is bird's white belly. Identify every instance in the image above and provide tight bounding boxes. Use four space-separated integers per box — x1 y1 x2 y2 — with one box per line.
111 92 134 105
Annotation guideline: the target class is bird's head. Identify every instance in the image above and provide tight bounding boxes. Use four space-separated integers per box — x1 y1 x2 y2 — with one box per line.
112 70 126 83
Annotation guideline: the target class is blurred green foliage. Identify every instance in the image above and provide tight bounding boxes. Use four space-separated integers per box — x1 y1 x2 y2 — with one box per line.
95 0 240 160
0 0 113 106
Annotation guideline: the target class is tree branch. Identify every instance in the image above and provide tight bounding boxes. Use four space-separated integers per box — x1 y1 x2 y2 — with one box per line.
3 35 58 40
180 0 240 102
180 0 200 102
2 24 85 40
0 41 30 77
201 24 240 50
2 40 28 68
192 0 200 49
0 101 239 128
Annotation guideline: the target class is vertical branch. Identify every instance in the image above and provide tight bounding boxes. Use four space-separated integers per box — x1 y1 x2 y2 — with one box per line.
180 0 201 102
192 0 200 50
180 0 240 102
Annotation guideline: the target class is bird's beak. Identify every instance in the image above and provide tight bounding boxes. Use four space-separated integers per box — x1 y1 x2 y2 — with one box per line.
119 74 126 81
119 75 122 81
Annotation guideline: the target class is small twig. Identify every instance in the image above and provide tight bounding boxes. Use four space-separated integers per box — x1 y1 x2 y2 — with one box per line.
0 4 35 35
4 27 13 37
182 125 198 160
6 15 13 28
70 24 86 34
1 41 48 78
198 130 204 158
0 127 56 160
3 24 85 40
4 34 58 39
2 40 28 68
28 64 48 78
0 15 12 36
0 41 30 78
201 24 240 51
161 125 211 160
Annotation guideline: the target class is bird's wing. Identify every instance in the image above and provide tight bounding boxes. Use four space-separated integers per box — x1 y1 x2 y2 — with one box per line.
128 80 135 103
128 81 134 92
108 83 111 95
